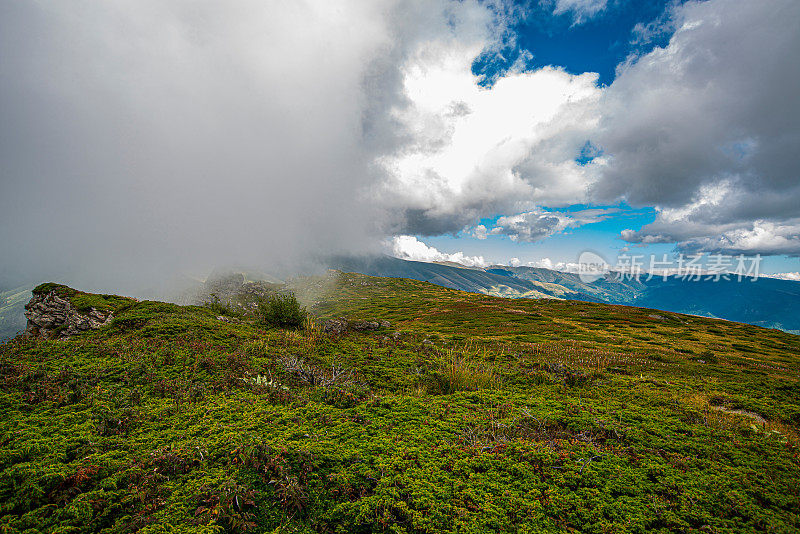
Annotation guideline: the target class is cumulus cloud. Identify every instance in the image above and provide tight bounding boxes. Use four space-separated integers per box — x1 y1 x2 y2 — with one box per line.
473 225 489 240
491 211 574 242
675 221 800 256
485 207 618 242
380 0 800 256
378 44 603 235
389 236 488 267
598 0 800 254
378 0 800 256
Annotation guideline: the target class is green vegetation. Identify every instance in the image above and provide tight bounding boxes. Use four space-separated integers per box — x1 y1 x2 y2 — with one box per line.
258 292 307 330
431 344 500 394
202 294 241 318
1 271 799 532
33 282 136 314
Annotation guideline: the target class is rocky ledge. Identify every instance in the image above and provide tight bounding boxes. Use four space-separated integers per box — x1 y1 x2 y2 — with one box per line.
24 288 115 339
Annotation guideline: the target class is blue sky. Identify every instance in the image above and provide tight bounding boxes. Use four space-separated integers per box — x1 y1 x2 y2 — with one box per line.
476 0 683 86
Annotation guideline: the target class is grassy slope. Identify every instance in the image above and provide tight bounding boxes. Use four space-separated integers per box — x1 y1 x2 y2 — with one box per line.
1 272 799 533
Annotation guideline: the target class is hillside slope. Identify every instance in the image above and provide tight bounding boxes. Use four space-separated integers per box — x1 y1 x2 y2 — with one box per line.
1 273 799 533
331 256 601 301
0 285 34 342
332 256 800 332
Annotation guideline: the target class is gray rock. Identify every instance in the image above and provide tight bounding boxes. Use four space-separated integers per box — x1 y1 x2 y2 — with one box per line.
322 318 349 335
351 321 380 331
24 290 113 339
322 317 391 335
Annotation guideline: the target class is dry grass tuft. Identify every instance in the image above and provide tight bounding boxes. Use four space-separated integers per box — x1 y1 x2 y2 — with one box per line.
433 342 499 394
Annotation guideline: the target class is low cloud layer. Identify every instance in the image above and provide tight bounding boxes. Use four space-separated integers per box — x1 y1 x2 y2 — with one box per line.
1 1 400 291
0 0 501 292
390 236 488 267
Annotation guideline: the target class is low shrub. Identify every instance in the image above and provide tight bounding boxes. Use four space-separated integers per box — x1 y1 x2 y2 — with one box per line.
258 293 307 329
432 349 498 394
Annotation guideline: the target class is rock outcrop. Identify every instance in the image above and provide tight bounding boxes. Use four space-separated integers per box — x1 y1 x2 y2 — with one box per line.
24 290 114 339
322 317 391 335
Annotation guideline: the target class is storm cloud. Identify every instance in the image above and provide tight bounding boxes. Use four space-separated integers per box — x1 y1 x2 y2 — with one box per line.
0 0 502 293
598 0 800 254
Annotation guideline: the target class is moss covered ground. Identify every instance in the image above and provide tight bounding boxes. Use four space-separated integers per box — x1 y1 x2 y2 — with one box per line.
1 272 799 533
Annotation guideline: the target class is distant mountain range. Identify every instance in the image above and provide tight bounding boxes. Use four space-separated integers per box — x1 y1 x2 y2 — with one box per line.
331 255 800 333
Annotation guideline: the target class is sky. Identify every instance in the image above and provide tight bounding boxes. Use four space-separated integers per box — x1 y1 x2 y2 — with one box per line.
1 0 799 294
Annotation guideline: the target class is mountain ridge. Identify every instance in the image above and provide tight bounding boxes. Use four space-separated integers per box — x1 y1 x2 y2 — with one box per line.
330 255 800 333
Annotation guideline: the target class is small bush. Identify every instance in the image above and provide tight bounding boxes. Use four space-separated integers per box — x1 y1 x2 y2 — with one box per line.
432 349 498 394
258 293 307 329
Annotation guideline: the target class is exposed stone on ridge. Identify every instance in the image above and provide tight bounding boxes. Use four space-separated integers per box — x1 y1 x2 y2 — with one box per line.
322 317 391 334
24 290 114 339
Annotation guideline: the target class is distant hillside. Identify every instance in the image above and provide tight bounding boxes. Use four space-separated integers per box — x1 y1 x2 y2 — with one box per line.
331 255 599 301
2 257 797 340
331 256 800 332
0 284 33 341
497 264 800 332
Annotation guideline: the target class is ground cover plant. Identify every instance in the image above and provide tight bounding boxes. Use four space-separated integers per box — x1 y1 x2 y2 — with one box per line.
1 271 799 533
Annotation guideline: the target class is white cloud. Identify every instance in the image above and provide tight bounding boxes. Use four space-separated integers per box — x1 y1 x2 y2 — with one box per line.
492 210 574 242
380 0 800 256
498 256 590 273
485 207 618 242
677 221 800 256
765 272 800 281
379 33 603 234
552 0 608 25
473 224 489 239
389 235 488 267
